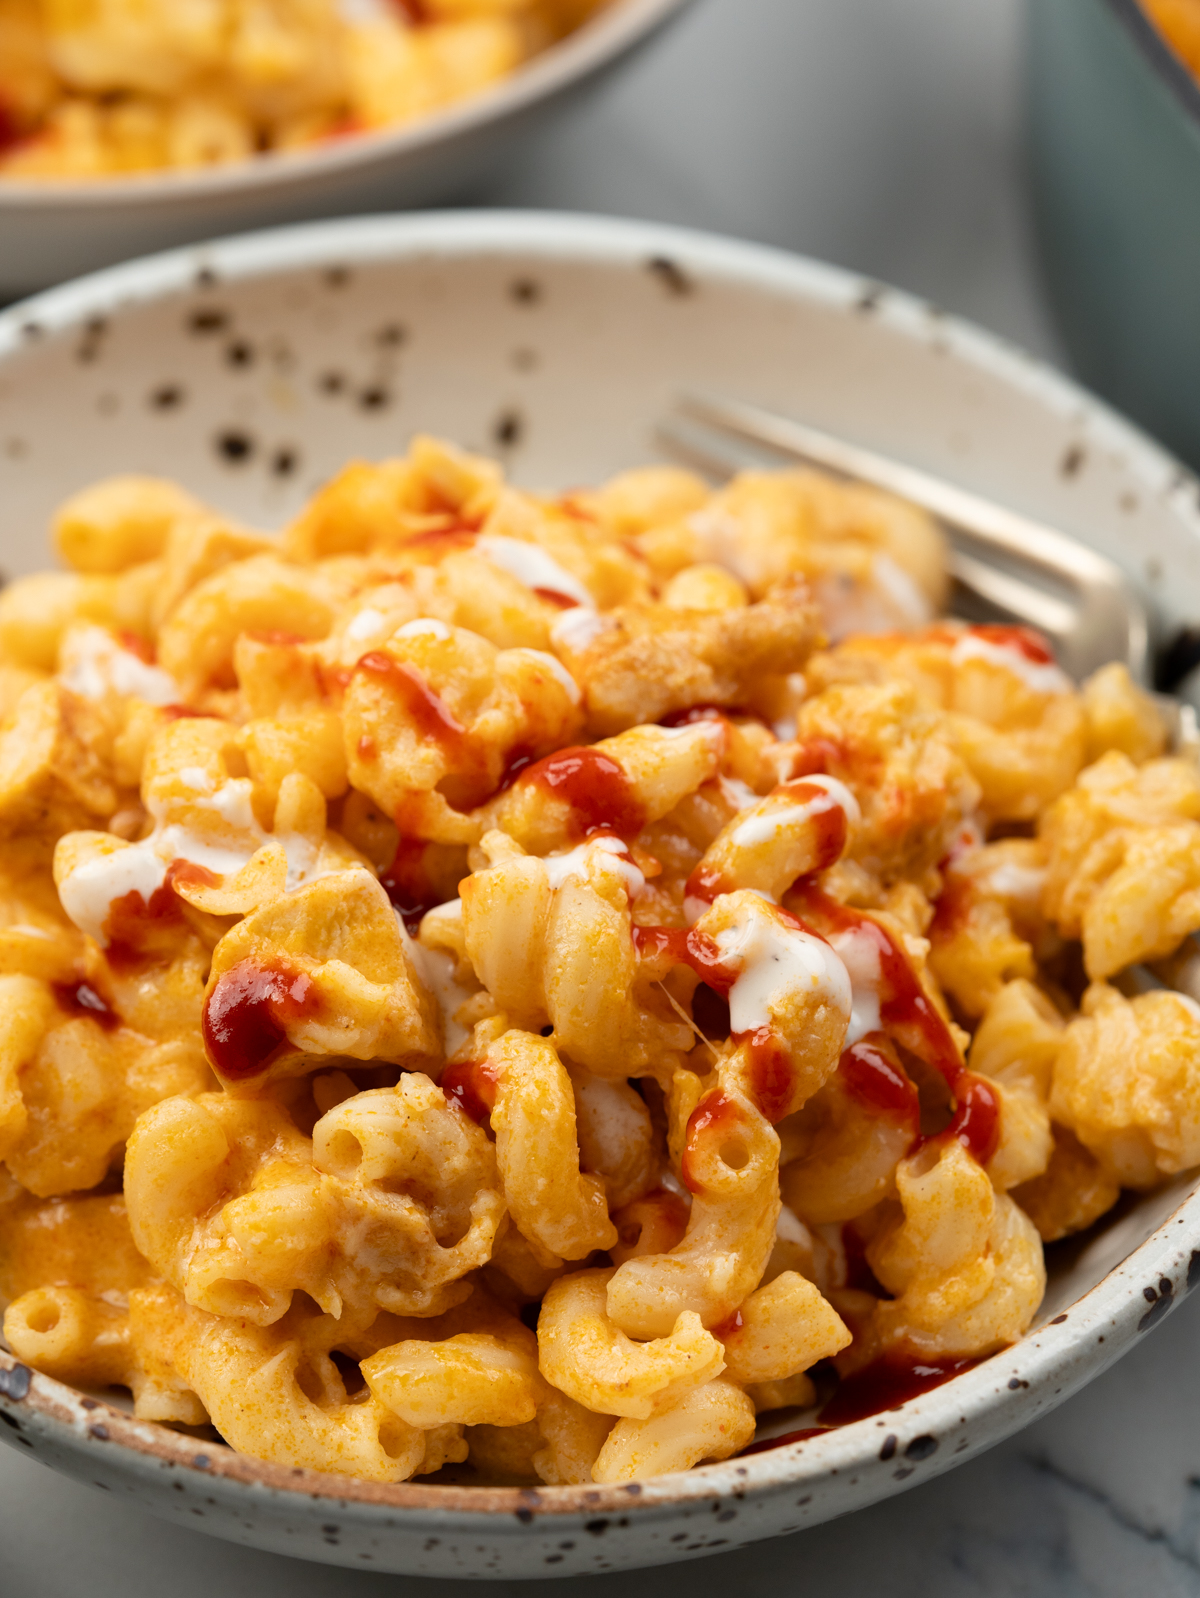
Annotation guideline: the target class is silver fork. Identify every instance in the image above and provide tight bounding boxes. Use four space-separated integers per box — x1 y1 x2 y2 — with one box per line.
657 392 1151 687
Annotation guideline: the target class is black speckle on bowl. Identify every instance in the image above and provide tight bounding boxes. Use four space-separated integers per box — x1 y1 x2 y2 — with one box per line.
375 323 407 349
359 386 392 412
493 407 524 449
324 267 352 290
856 282 886 315
149 384 186 412
511 347 539 372
1059 443 1087 479
904 1435 939 1461
318 370 347 397
646 257 694 297
188 308 230 337
271 446 300 479
76 318 108 365
215 430 255 465
0 1363 31 1401
510 277 543 307
226 340 255 370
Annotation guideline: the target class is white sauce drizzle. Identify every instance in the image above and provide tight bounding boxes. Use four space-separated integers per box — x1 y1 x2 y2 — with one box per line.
825 923 883 1047
543 835 646 899
59 626 179 707
58 778 343 945
550 608 611 653
686 505 757 586
396 617 452 642
731 774 861 849
506 647 582 706
951 631 1071 695
872 553 934 627
476 535 594 608
719 776 760 813
983 861 1047 902
346 606 388 640
714 904 851 1034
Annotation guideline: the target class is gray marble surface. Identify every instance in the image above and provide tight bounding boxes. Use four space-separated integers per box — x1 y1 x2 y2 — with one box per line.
5 0 1195 1593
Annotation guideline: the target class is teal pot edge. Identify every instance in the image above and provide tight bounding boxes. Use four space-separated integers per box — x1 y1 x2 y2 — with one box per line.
1028 0 1200 469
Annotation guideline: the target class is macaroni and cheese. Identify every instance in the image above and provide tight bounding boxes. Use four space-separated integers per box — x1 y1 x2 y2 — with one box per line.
0 435 1191 1485
0 0 610 180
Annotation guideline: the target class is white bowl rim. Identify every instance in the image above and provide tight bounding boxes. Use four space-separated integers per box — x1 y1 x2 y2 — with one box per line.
2 207 1200 1529
0 0 690 211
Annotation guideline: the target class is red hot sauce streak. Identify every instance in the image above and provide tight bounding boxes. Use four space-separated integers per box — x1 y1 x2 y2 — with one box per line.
355 651 469 754
379 836 441 935
967 623 1056 665
203 959 319 1082
740 1427 832 1456
818 1355 982 1427
680 1088 743 1195
742 1027 794 1125
789 880 999 1166
838 1034 919 1125
520 747 646 841
52 981 119 1031
441 1059 500 1127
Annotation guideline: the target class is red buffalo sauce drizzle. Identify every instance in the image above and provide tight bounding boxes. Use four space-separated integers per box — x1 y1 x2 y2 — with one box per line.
0 102 25 156
202 958 319 1081
379 836 441 934
103 859 221 967
401 524 480 556
519 747 645 841
532 587 580 610
632 925 737 995
355 651 468 753
52 981 118 1031
928 871 974 944
684 860 734 909
496 744 536 794
162 704 218 722
712 1307 744 1342
791 883 961 1085
819 1355 981 1426
787 737 844 780
966 623 1056 665
838 1034 919 1124
740 1427 832 1456
790 881 998 1165
743 1027 794 1124
680 1089 743 1194
441 1059 500 1127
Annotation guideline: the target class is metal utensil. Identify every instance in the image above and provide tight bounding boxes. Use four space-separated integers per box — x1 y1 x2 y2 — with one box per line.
657 392 1150 685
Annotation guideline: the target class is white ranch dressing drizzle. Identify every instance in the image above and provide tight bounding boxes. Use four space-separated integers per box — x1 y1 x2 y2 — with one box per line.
505 648 582 705
983 860 1047 902
59 625 179 707
345 606 388 640
543 835 645 899
476 535 594 608
731 774 861 849
550 608 611 653
714 903 851 1035
825 922 884 1047
395 617 452 642
58 777 340 945
950 631 1071 695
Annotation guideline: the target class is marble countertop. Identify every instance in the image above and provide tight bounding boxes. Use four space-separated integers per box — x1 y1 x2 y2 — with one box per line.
5 1 1196 1594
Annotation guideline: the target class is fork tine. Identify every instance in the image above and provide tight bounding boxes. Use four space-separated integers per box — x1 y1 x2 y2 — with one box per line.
658 395 1150 684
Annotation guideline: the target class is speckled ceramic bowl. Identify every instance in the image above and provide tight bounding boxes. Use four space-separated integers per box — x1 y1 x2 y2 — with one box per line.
0 0 690 298
3 212 1200 1579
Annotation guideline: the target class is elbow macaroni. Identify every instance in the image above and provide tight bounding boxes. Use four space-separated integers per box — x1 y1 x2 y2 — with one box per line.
0 436 1190 1486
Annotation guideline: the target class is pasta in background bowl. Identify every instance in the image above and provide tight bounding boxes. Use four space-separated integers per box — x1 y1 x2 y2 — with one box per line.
0 0 690 294
1 211 1200 1577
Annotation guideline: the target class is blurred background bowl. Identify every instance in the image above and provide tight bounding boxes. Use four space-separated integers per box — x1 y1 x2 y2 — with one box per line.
0 0 689 300
1029 0 1200 470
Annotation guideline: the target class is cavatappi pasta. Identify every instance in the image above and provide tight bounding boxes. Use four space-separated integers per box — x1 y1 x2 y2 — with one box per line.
0 0 610 180
0 435 1191 1485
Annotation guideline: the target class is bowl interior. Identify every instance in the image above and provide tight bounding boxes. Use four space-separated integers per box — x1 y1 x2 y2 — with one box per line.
4 212 1200 1548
